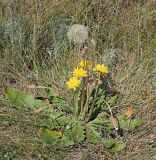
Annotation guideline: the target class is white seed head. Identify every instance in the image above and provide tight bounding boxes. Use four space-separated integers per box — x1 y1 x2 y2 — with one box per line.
67 24 88 44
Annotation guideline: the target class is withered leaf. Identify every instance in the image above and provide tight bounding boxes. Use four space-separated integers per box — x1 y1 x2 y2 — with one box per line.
125 108 133 119
110 117 119 131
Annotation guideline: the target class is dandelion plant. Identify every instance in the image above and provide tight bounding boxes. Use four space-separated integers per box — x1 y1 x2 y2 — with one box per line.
6 24 143 151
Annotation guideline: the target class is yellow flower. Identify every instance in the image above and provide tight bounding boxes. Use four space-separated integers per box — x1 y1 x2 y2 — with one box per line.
79 60 87 67
79 60 92 68
73 67 87 78
93 64 108 74
67 77 81 90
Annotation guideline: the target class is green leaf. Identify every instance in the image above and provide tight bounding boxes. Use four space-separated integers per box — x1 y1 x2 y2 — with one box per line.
110 142 126 152
97 88 105 95
39 119 59 129
46 87 65 104
130 119 143 128
86 124 102 144
52 96 64 103
33 99 47 109
117 114 127 121
107 95 118 107
47 88 57 98
120 119 143 131
103 139 126 152
117 114 143 131
60 135 74 148
90 115 109 125
6 90 46 110
65 121 85 142
95 96 106 108
44 108 63 118
57 116 72 127
40 128 61 145
103 139 115 149
90 115 115 132
6 90 35 108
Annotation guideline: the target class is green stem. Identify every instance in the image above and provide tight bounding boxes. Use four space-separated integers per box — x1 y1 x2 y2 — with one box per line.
74 46 77 68
80 79 86 113
75 90 79 116
83 76 89 121
86 85 99 122
103 99 113 118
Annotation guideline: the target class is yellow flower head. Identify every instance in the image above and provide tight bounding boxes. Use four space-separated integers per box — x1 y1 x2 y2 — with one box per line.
73 67 87 78
93 64 108 74
67 77 81 90
79 60 92 68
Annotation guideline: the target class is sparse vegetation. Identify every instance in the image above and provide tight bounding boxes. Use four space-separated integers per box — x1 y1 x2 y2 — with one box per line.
0 0 156 160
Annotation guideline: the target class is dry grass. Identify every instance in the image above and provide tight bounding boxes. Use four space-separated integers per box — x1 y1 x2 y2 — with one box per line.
0 0 156 159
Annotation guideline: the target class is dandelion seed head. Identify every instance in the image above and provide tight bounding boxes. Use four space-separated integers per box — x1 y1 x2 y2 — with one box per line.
67 24 88 44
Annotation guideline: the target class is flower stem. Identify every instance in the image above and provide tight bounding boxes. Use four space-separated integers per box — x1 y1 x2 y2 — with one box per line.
86 85 99 122
75 90 79 115
83 76 90 121
80 79 86 113
103 99 113 118
74 46 77 68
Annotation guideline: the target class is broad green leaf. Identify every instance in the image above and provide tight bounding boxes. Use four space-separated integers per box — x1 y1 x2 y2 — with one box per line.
103 139 115 149
120 119 143 131
107 95 118 107
66 121 85 142
39 119 59 129
91 115 109 125
110 142 126 152
6 90 46 110
90 116 114 132
43 106 63 117
40 128 61 145
33 99 47 109
86 124 102 144
129 119 143 128
57 116 72 127
103 139 126 152
60 135 74 148
22 94 35 108
6 90 35 108
104 124 114 131
117 114 127 121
